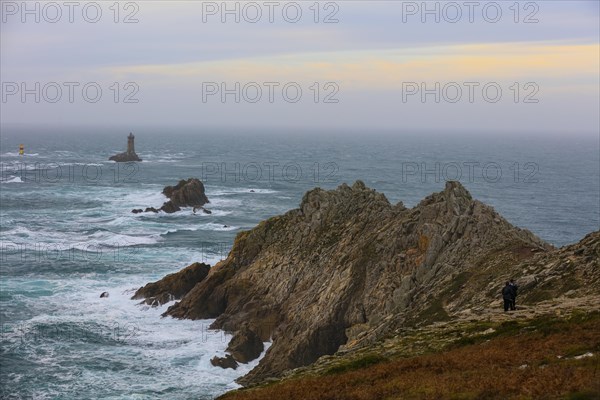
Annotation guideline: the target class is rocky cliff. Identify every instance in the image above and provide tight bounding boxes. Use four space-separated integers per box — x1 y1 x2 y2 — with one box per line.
149 181 597 386
217 229 600 399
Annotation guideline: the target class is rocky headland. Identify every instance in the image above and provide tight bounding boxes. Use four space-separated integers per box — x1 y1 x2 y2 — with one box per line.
133 181 600 395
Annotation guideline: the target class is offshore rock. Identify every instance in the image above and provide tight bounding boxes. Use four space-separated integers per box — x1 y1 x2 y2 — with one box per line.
211 355 238 370
133 178 209 214
109 152 141 162
158 178 209 213
162 178 209 209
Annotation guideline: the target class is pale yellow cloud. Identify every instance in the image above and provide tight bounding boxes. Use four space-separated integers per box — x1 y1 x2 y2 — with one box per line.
103 42 599 90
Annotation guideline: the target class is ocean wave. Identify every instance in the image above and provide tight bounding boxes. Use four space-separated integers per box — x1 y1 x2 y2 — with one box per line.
209 187 278 196
3 320 126 347
60 162 105 167
198 223 238 231
1 279 267 397
0 162 38 172
160 223 236 235
200 209 231 217
160 227 199 235
205 198 242 208
2 152 39 157
1 226 160 251
140 152 193 163
85 232 160 249
150 159 179 163
103 216 138 227
4 226 36 237
117 191 168 208
1 176 24 184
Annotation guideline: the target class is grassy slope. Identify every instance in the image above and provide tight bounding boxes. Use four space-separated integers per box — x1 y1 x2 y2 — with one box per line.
219 311 600 400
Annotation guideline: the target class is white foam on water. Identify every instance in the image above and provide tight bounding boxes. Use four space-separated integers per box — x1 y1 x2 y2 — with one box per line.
0 240 19 248
150 159 179 163
84 231 161 249
2 226 37 238
1 225 160 251
206 197 243 208
140 152 193 164
103 216 137 227
2 152 40 157
112 190 168 209
209 187 278 196
202 209 232 216
59 162 105 167
0 162 38 172
198 223 238 232
1 176 23 184
161 227 198 235
7 277 269 398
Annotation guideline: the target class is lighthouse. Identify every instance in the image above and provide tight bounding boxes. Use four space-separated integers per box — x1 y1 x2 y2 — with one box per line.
127 132 135 155
109 132 142 162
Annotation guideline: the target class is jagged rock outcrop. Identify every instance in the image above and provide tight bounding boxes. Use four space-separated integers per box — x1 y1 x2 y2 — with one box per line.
132 262 210 307
226 324 264 363
505 230 600 304
211 355 238 370
155 181 567 385
162 178 209 207
132 178 209 214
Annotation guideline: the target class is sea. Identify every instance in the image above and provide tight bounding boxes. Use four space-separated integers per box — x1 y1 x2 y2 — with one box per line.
0 127 598 399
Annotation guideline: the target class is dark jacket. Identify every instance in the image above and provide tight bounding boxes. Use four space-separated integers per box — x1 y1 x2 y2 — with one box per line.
509 283 518 299
502 285 513 300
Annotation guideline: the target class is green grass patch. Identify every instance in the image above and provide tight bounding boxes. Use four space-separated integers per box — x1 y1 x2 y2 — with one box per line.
449 311 600 350
324 353 388 375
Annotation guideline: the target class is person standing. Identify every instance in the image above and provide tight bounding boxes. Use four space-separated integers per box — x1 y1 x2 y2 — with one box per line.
509 279 518 310
502 282 513 312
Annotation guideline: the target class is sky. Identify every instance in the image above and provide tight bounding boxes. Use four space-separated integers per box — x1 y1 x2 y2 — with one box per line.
1 0 599 135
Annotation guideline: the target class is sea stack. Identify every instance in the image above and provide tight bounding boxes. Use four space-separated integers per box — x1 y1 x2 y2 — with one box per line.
132 178 210 214
109 132 142 162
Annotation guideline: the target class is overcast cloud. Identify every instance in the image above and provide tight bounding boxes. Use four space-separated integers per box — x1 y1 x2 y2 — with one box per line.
1 1 598 135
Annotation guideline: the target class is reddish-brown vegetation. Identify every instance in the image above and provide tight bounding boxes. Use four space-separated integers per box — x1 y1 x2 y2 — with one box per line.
220 313 600 400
